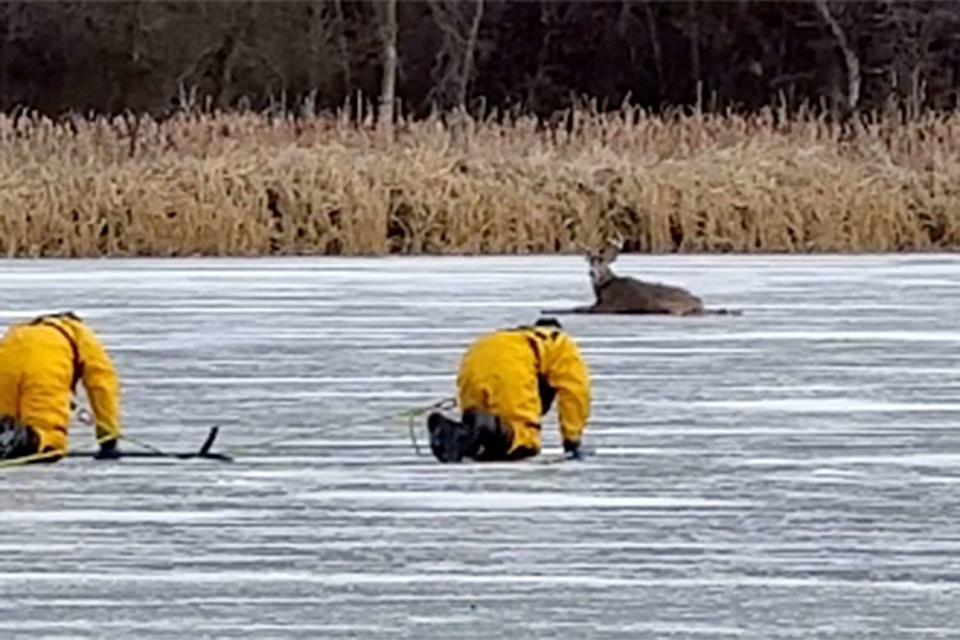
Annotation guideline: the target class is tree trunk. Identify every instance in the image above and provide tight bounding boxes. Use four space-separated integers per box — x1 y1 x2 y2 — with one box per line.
456 0 484 110
332 0 352 96
814 0 860 111
687 0 701 107
0 4 10 109
378 0 397 132
643 1 665 103
118 1 146 112
306 2 322 93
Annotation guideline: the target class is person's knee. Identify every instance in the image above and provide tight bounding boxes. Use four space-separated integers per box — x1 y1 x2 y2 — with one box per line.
505 444 539 461
470 416 536 462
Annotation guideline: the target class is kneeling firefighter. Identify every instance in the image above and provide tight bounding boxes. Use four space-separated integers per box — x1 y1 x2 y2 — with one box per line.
428 318 590 462
0 312 122 462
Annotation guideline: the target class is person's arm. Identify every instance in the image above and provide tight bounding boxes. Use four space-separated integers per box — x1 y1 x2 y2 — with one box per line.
543 333 591 456
74 323 122 450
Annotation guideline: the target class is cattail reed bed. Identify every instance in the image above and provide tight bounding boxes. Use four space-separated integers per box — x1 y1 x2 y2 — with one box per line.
1 107 959 257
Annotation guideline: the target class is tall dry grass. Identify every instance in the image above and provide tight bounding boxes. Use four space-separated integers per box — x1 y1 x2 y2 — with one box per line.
1 106 959 257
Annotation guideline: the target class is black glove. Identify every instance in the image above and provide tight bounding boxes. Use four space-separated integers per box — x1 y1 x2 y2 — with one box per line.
563 439 583 460
94 438 121 460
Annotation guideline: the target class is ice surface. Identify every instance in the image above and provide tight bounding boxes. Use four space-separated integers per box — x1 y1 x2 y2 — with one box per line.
0 254 959 638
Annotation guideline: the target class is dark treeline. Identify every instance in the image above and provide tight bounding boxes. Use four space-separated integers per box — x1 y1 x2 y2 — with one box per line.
1 1 959 119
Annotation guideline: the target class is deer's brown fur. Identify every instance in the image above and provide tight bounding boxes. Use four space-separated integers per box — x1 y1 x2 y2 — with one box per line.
584 239 704 315
544 237 725 316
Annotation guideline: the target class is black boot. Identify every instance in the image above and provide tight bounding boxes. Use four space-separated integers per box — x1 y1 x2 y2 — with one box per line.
427 412 480 463
0 416 39 460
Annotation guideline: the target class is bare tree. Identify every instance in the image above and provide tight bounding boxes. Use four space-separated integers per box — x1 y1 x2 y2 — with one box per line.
6 1 960 119
427 0 484 111
459 0 483 110
813 0 860 111
0 3 13 106
687 0 701 108
868 2 960 114
378 0 397 133
174 2 289 111
331 0 352 95
640 2 665 100
305 2 326 93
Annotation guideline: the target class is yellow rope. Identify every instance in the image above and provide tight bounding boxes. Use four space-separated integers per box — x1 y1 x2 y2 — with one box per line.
119 434 166 456
218 397 456 458
0 432 120 470
0 397 457 469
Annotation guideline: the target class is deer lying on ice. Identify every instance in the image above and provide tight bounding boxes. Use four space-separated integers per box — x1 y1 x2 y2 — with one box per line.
544 238 739 316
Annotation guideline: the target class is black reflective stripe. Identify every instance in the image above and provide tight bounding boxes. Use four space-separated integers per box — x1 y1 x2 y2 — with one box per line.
30 317 83 393
524 333 556 417
525 335 541 369
537 375 556 416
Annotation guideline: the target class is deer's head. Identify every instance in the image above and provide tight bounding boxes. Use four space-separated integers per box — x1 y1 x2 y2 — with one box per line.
583 235 623 289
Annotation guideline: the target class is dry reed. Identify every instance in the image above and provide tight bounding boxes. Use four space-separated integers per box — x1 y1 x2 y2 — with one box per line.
1 106 959 257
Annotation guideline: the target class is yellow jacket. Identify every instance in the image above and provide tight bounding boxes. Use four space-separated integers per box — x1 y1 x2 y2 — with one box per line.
0 313 121 453
456 325 590 455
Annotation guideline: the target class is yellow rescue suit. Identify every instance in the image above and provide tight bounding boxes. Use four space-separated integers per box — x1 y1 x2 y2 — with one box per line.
456 325 590 456
0 313 121 454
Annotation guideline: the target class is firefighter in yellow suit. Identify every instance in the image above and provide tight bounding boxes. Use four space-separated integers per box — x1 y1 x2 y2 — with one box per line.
427 318 590 462
0 312 122 461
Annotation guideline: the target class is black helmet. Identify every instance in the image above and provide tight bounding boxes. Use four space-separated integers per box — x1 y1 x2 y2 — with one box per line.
534 317 563 329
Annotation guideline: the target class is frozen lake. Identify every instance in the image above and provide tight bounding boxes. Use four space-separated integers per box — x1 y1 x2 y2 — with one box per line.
1 255 959 638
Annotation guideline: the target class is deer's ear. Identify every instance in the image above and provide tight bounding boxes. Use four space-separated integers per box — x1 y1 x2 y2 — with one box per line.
576 241 597 262
608 232 625 251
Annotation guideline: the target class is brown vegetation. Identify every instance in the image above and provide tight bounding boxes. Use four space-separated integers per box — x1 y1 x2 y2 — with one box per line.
1 106 959 257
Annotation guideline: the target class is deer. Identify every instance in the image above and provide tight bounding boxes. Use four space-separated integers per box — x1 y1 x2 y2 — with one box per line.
543 236 739 316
